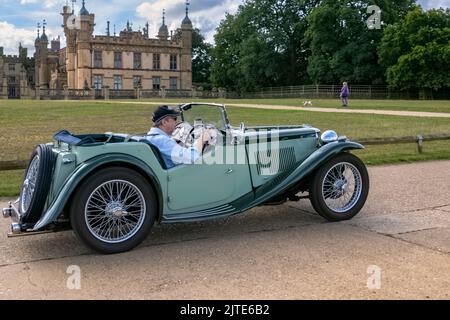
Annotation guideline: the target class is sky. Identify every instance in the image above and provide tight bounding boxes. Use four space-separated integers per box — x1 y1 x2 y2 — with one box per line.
0 0 448 57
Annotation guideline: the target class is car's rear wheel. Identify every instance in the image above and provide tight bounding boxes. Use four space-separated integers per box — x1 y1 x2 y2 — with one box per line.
19 144 56 224
70 167 157 254
309 153 369 221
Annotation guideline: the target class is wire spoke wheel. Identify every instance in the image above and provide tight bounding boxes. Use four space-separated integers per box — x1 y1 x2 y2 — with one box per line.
310 153 369 222
71 167 157 254
20 155 40 213
85 180 146 244
18 144 56 223
322 162 362 213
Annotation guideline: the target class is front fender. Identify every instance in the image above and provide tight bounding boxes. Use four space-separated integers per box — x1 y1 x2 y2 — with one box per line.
296 140 364 179
33 153 163 230
242 140 364 210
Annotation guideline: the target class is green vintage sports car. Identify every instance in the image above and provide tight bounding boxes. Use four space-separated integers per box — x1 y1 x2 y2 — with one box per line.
3 103 369 254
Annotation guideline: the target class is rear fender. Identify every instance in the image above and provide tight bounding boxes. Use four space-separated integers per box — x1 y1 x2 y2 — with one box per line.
33 153 162 230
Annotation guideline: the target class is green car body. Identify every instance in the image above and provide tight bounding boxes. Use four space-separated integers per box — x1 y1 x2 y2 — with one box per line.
3 103 369 254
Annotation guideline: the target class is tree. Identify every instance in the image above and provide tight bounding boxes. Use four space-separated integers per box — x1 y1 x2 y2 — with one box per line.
379 8 450 96
306 0 416 84
210 4 267 91
211 0 320 92
192 28 213 86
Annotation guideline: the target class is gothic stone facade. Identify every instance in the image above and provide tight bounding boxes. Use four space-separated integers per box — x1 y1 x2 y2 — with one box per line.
0 45 35 98
34 2 193 92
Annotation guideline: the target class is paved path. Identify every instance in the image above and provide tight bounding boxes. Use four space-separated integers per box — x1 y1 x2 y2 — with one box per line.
92 100 450 118
1 160 450 299
227 103 450 118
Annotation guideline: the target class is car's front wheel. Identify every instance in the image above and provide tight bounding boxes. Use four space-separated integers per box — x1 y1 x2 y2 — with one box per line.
70 167 157 254
309 153 369 222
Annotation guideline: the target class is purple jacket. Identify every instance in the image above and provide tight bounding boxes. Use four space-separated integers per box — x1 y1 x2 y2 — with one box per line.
341 86 350 97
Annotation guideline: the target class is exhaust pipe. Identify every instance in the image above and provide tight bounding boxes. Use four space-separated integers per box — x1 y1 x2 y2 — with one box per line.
3 199 61 237
2 201 21 221
2 207 13 219
3 201 24 234
11 223 22 235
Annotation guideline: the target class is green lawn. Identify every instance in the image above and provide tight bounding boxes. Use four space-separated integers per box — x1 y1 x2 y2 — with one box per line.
1 98 450 197
0 170 23 197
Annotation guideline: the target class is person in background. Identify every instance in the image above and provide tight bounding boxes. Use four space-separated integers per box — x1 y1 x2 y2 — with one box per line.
340 82 350 107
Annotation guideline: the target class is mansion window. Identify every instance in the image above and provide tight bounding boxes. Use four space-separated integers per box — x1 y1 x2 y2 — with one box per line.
113 75 122 90
93 75 103 90
134 53 142 69
8 76 16 84
153 54 160 70
169 77 177 90
9 64 15 71
94 51 102 68
170 55 177 70
133 76 142 88
152 77 161 90
114 52 122 68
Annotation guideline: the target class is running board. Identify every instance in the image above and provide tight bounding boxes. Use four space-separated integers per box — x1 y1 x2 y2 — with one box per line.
7 229 61 238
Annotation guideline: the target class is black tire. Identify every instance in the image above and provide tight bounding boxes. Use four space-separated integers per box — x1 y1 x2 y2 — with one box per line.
309 153 369 222
70 167 157 254
19 144 56 223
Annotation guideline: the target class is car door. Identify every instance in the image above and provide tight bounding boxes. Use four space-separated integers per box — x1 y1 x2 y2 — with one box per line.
166 144 252 214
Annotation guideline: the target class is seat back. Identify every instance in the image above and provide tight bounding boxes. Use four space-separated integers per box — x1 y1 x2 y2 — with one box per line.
129 137 168 170
145 141 168 170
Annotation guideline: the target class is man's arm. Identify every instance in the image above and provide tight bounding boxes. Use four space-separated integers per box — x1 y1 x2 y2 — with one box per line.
170 140 200 165
149 130 210 166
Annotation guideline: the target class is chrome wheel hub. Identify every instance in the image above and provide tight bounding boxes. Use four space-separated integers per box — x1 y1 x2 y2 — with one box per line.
331 179 349 197
105 202 129 218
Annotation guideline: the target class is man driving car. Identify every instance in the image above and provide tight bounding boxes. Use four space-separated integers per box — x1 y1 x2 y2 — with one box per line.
146 105 210 169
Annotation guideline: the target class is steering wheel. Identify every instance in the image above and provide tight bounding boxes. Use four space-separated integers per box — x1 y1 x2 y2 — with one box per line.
172 121 194 146
172 120 219 151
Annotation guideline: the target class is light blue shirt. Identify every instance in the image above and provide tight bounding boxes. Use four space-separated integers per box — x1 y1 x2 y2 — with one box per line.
146 127 200 169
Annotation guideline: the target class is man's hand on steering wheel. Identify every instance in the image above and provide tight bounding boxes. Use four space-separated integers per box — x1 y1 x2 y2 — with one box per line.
192 128 211 154
200 129 211 145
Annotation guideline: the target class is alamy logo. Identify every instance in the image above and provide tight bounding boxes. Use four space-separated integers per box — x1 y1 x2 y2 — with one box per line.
67 14 82 30
367 5 382 30
66 265 81 290
170 129 281 176
367 265 382 290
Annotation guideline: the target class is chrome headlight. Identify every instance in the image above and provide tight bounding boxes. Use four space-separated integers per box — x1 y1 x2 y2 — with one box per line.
320 130 338 144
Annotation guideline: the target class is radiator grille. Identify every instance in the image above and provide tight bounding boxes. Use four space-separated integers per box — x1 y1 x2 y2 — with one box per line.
256 146 296 176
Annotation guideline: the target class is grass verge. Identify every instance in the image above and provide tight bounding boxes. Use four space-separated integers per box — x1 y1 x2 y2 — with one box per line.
1 99 450 197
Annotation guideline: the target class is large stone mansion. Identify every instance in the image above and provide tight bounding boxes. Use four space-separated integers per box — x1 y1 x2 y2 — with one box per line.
0 45 34 99
34 0 193 93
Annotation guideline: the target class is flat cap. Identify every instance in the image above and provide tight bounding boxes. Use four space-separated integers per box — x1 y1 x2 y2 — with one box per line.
152 105 180 123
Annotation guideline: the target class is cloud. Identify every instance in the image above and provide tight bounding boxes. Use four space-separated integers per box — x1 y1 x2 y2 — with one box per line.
1 0 244 55
0 21 36 55
136 0 184 38
136 0 241 43
419 0 449 9
11 0 447 57
0 20 61 56
20 0 60 8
